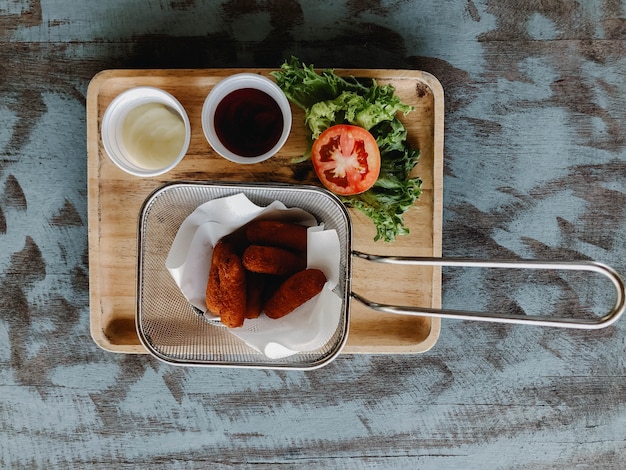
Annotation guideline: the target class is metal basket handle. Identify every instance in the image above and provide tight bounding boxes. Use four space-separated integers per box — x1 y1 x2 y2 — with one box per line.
351 252 625 330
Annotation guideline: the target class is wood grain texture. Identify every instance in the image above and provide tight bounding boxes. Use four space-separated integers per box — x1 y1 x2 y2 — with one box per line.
1 0 625 468
86 68 443 355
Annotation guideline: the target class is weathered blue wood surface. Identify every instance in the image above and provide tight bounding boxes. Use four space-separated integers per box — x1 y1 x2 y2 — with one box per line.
1 1 625 468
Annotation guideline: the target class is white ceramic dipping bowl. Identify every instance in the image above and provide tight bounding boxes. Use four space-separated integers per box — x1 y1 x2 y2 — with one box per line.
202 73 292 164
101 87 191 177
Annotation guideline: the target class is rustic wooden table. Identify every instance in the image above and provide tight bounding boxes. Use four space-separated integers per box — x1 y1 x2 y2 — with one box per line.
1 1 625 468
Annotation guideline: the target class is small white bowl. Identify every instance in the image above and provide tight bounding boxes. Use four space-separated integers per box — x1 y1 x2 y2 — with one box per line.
101 87 191 177
202 73 292 164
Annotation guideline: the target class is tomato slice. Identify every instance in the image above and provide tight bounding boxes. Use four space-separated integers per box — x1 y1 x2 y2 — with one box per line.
311 125 381 196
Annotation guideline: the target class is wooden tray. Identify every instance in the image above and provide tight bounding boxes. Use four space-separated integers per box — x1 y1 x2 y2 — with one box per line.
87 68 444 355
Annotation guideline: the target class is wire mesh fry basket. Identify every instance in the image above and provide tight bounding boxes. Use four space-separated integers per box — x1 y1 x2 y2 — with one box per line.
137 181 625 370
137 181 352 369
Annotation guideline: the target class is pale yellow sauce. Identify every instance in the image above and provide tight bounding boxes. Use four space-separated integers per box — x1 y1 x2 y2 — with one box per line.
121 103 186 169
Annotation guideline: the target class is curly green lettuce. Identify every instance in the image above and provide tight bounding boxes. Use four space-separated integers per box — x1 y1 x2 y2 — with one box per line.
271 57 422 242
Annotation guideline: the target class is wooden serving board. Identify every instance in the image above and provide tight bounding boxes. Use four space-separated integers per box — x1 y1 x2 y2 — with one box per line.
87 68 444 355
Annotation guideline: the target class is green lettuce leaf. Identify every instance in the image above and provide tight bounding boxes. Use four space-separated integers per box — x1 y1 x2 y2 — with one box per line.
271 57 422 242
305 89 413 139
270 57 369 110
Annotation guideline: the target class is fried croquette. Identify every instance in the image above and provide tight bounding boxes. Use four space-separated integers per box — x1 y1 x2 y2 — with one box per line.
263 269 327 319
215 253 247 328
205 240 246 328
245 272 269 319
246 220 308 253
242 245 306 276
205 240 234 317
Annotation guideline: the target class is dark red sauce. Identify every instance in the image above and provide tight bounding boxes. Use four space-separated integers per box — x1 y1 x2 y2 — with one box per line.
214 88 284 157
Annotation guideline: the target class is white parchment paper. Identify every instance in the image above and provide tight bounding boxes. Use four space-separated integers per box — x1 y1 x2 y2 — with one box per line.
165 193 342 359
